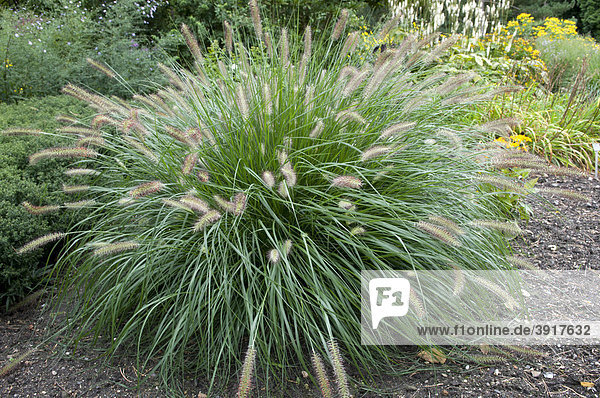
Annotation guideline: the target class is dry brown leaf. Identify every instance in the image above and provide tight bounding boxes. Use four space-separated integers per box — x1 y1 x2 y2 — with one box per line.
418 348 446 364
580 381 595 388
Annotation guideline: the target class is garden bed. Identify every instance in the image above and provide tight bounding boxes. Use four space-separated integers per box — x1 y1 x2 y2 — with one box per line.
1 172 599 397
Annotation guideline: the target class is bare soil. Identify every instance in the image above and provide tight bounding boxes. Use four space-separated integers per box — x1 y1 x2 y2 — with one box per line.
1 173 599 397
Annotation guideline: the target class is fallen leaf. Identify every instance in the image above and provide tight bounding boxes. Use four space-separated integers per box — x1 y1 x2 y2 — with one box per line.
301 370 309 378
197 393 207 398
581 381 595 388
480 344 490 354
418 348 446 364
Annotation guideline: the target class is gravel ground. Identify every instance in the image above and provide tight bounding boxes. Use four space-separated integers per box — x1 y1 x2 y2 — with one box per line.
1 173 599 397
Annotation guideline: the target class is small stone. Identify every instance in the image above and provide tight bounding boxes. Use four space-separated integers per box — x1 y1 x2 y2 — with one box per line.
51 370 57 376
532 370 542 377
548 244 557 251
544 372 554 379
494 369 500 376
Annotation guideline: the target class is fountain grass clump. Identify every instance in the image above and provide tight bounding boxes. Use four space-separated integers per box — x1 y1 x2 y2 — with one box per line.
11 6 528 394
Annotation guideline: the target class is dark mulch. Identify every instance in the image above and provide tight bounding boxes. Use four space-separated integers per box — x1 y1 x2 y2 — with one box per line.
2 173 599 397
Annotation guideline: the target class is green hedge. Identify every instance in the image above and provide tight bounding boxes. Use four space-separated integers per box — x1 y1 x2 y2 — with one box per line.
0 95 93 309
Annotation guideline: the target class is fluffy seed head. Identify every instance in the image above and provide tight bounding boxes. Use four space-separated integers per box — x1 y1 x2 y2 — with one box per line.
22 202 61 215
409 287 426 318
87 58 116 79
280 162 297 187
223 21 233 54
1 127 43 136
193 210 221 231
262 171 275 188
506 255 537 270
56 114 79 124
342 68 369 98
280 28 289 66
91 115 119 128
350 226 366 236
181 23 204 64
361 145 391 162
327 339 351 397
180 195 210 213
380 122 417 139
428 215 464 236
182 153 199 175
76 136 105 147
214 195 236 214
332 9 349 40
416 221 462 247
93 241 140 257
268 248 280 264
535 187 591 201
62 184 90 194
237 345 257 398
470 219 522 235
58 126 100 137
475 175 528 195
471 275 519 310
197 170 210 182
331 175 362 189
278 181 289 198
336 110 366 125
29 147 98 165
249 0 262 40
16 232 66 254
311 351 333 398
338 200 355 211
303 25 312 60
63 200 96 209
236 84 250 120
128 181 163 198
340 31 360 59
310 120 324 138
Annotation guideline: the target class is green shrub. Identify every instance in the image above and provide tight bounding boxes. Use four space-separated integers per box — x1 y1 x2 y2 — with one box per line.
15 11 530 394
0 4 170 102
0 95 93 309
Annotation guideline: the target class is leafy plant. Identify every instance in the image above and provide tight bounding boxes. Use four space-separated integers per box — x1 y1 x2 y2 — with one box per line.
11 7 530 394
0 95 93 309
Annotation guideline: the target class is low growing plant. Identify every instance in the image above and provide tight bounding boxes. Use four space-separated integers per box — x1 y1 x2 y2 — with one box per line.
9 5 540 394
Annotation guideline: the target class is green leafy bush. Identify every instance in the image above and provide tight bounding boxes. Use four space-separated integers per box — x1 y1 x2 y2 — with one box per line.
0 95 93 308
0 3 170 102
14 10 531 394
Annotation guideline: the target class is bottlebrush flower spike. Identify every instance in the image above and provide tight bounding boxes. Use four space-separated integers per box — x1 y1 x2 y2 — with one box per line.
268 248 280 264
21 201 61 215
338 200 355 211
470 219 522 235
277 150 288 165
340 31 360 59
91 114 119 128
336 110 366 125
361 145 390 162
428 215 464 236
59 127 101 137
535 187 591 202
506 255 537 270
280 162 297 187
56 114 79 124
282 239 292 256
193 210 221 231
310 120 324 138
181 153 198 175
29 147 98 165
63 200 96 209
76 136 105 147
237 345 257 398
331 175 362 189
311 351 333 398
236 84 250 120
87 58 116 79
249 0 262 40
379 122 417 139
1 127 43 136
280 28 289 66
181 23 204 64
92 241 140 257
197 170 210 182
327 339 351 398
180 195 210 213
62 184 90 194
166 126 195 147
224 21 233 54
128 181 163 198
278 181 289 198
16 232 66 254
262 171 275 188
415 221 462 247
331 9 349 40
233 192 247 216
214 195 236 214
350 226 365 236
